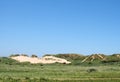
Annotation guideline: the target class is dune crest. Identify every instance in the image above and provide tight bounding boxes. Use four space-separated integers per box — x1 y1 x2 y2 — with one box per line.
10 55 71 64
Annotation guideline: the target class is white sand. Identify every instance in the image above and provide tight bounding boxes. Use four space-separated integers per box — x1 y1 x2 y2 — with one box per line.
11 55 71 64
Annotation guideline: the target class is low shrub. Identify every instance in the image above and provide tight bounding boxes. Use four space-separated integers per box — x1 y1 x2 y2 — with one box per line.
87 68 97 73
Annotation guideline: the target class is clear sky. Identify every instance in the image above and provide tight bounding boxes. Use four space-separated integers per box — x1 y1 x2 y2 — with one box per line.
0 0 120 56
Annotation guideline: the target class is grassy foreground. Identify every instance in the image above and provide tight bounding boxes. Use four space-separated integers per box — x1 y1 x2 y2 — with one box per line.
0 63 120 82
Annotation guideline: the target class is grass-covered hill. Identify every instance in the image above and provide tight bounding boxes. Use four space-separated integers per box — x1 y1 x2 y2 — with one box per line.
0 54 120 82
45 53 120 65
0 53 120 65
0 57 18 65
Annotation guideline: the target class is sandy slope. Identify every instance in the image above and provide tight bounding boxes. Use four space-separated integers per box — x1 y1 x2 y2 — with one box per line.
10 55 71 64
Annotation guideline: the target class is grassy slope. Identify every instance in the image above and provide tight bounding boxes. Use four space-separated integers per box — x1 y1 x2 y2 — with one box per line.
0 57 120 82
0 64 120 81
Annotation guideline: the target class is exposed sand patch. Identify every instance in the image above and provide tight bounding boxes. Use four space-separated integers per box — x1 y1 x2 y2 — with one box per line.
10 55 71 64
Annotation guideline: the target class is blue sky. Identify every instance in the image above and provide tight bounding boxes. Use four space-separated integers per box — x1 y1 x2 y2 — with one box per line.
0 0 120 56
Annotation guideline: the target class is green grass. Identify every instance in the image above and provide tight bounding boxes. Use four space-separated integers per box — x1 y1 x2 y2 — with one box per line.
0 63 120 82
0 57 120 82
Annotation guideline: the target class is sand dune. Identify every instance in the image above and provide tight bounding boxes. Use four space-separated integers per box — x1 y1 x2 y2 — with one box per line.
10 55 71 64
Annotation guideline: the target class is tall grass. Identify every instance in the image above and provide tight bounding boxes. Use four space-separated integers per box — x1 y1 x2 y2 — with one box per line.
0 63 120 82
0 78 120 82
0 57 120 82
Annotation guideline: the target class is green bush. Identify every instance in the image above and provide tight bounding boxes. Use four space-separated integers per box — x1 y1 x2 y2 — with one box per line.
0 57 18 65
87 68 98 73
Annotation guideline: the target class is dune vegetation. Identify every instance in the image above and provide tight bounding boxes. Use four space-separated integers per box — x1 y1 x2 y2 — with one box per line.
0 53 120 82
